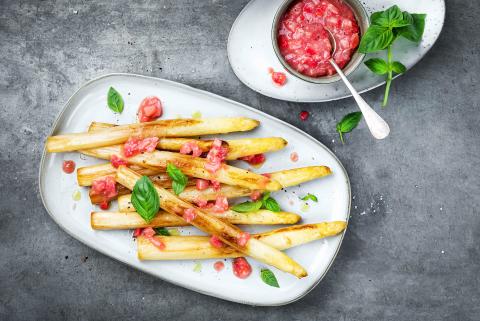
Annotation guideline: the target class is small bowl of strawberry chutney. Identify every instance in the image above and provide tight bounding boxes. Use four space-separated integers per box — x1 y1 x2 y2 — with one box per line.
272 0 369 84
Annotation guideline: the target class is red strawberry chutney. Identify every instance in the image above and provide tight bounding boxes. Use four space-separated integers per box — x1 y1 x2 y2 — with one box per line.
277 0 359 77
91 176 118 209
138 96 163 123
62 160 76 174
123 137 159 157
232 257 252 279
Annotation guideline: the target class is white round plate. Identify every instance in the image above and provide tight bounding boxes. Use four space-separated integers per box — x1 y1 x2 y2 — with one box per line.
228 0 445 102
39 74 351 306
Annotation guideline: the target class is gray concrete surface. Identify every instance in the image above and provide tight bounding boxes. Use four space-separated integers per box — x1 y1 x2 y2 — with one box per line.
0 1 479 320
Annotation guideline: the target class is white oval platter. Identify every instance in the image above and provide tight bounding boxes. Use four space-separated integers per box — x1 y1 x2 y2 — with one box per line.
39 73 351 306
228 0 445 102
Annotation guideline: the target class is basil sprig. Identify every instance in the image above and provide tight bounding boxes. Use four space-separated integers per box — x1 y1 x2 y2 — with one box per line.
107 87 124 113
260 269 280 288
131 176 160 223
166 163 188 195
358 5 426 107
300 193 318 202
232 192 281 213
336 112 362 144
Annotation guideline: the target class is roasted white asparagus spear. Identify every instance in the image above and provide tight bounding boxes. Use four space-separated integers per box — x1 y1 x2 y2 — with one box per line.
91 210 301 229
86 166 331 206
88 121 287 160
46 117 259 152
115 166 307 278
78 163 330 188
137 222 347 260
84 147 282 190
114 166 331 210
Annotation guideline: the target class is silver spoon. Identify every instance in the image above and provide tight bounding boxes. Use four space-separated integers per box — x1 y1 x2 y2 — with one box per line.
326 30 390 140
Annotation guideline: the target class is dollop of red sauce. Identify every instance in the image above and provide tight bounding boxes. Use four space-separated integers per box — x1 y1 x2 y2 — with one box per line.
142 227 156 238
210 180 221 191
205 139 228 173
270 70 287 86
236 232 250 247
299 110 310 121
290 152 299 162
277 0 360 77
212 195 229 213
133 228 144 237
123 137 159 157
195 179 210 191
214 261 225 272
99 201 110 210
209 235 224 248
62 160 76 174
141 227 165 250
110 155 128 168
138 96 163 123
194 197 210 208
183 208 197 223
180 141 203 157
261 173 272 178
239 153 266 166
91 176 118 209
232 257 252 279
149 236 166 250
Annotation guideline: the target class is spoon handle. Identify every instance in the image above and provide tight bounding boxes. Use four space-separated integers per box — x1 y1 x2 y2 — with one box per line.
329 59 390 140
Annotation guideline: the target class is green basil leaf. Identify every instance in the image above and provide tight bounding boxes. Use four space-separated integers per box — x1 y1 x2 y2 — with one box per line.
370 5 409 28
336 112 363 144
166 163 186 183
300 193 318 202
364 58 389 75
154 227 170 236
260 269 280 288
358 25 394 53
369 11 384 26
231 200 262 213
166 163 187 195
260 192 281 212
262 191 271 203
131 176 160 223
263 197 281 212
399 11 413 26
381 5 404 24
172 180 185 195
337 112 363 133
390 19 411 28
107 87 124 113
391 61 407 74
397 13 426 42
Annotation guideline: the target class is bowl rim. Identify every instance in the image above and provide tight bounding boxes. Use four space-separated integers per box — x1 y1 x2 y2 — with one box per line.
271 0 370 84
